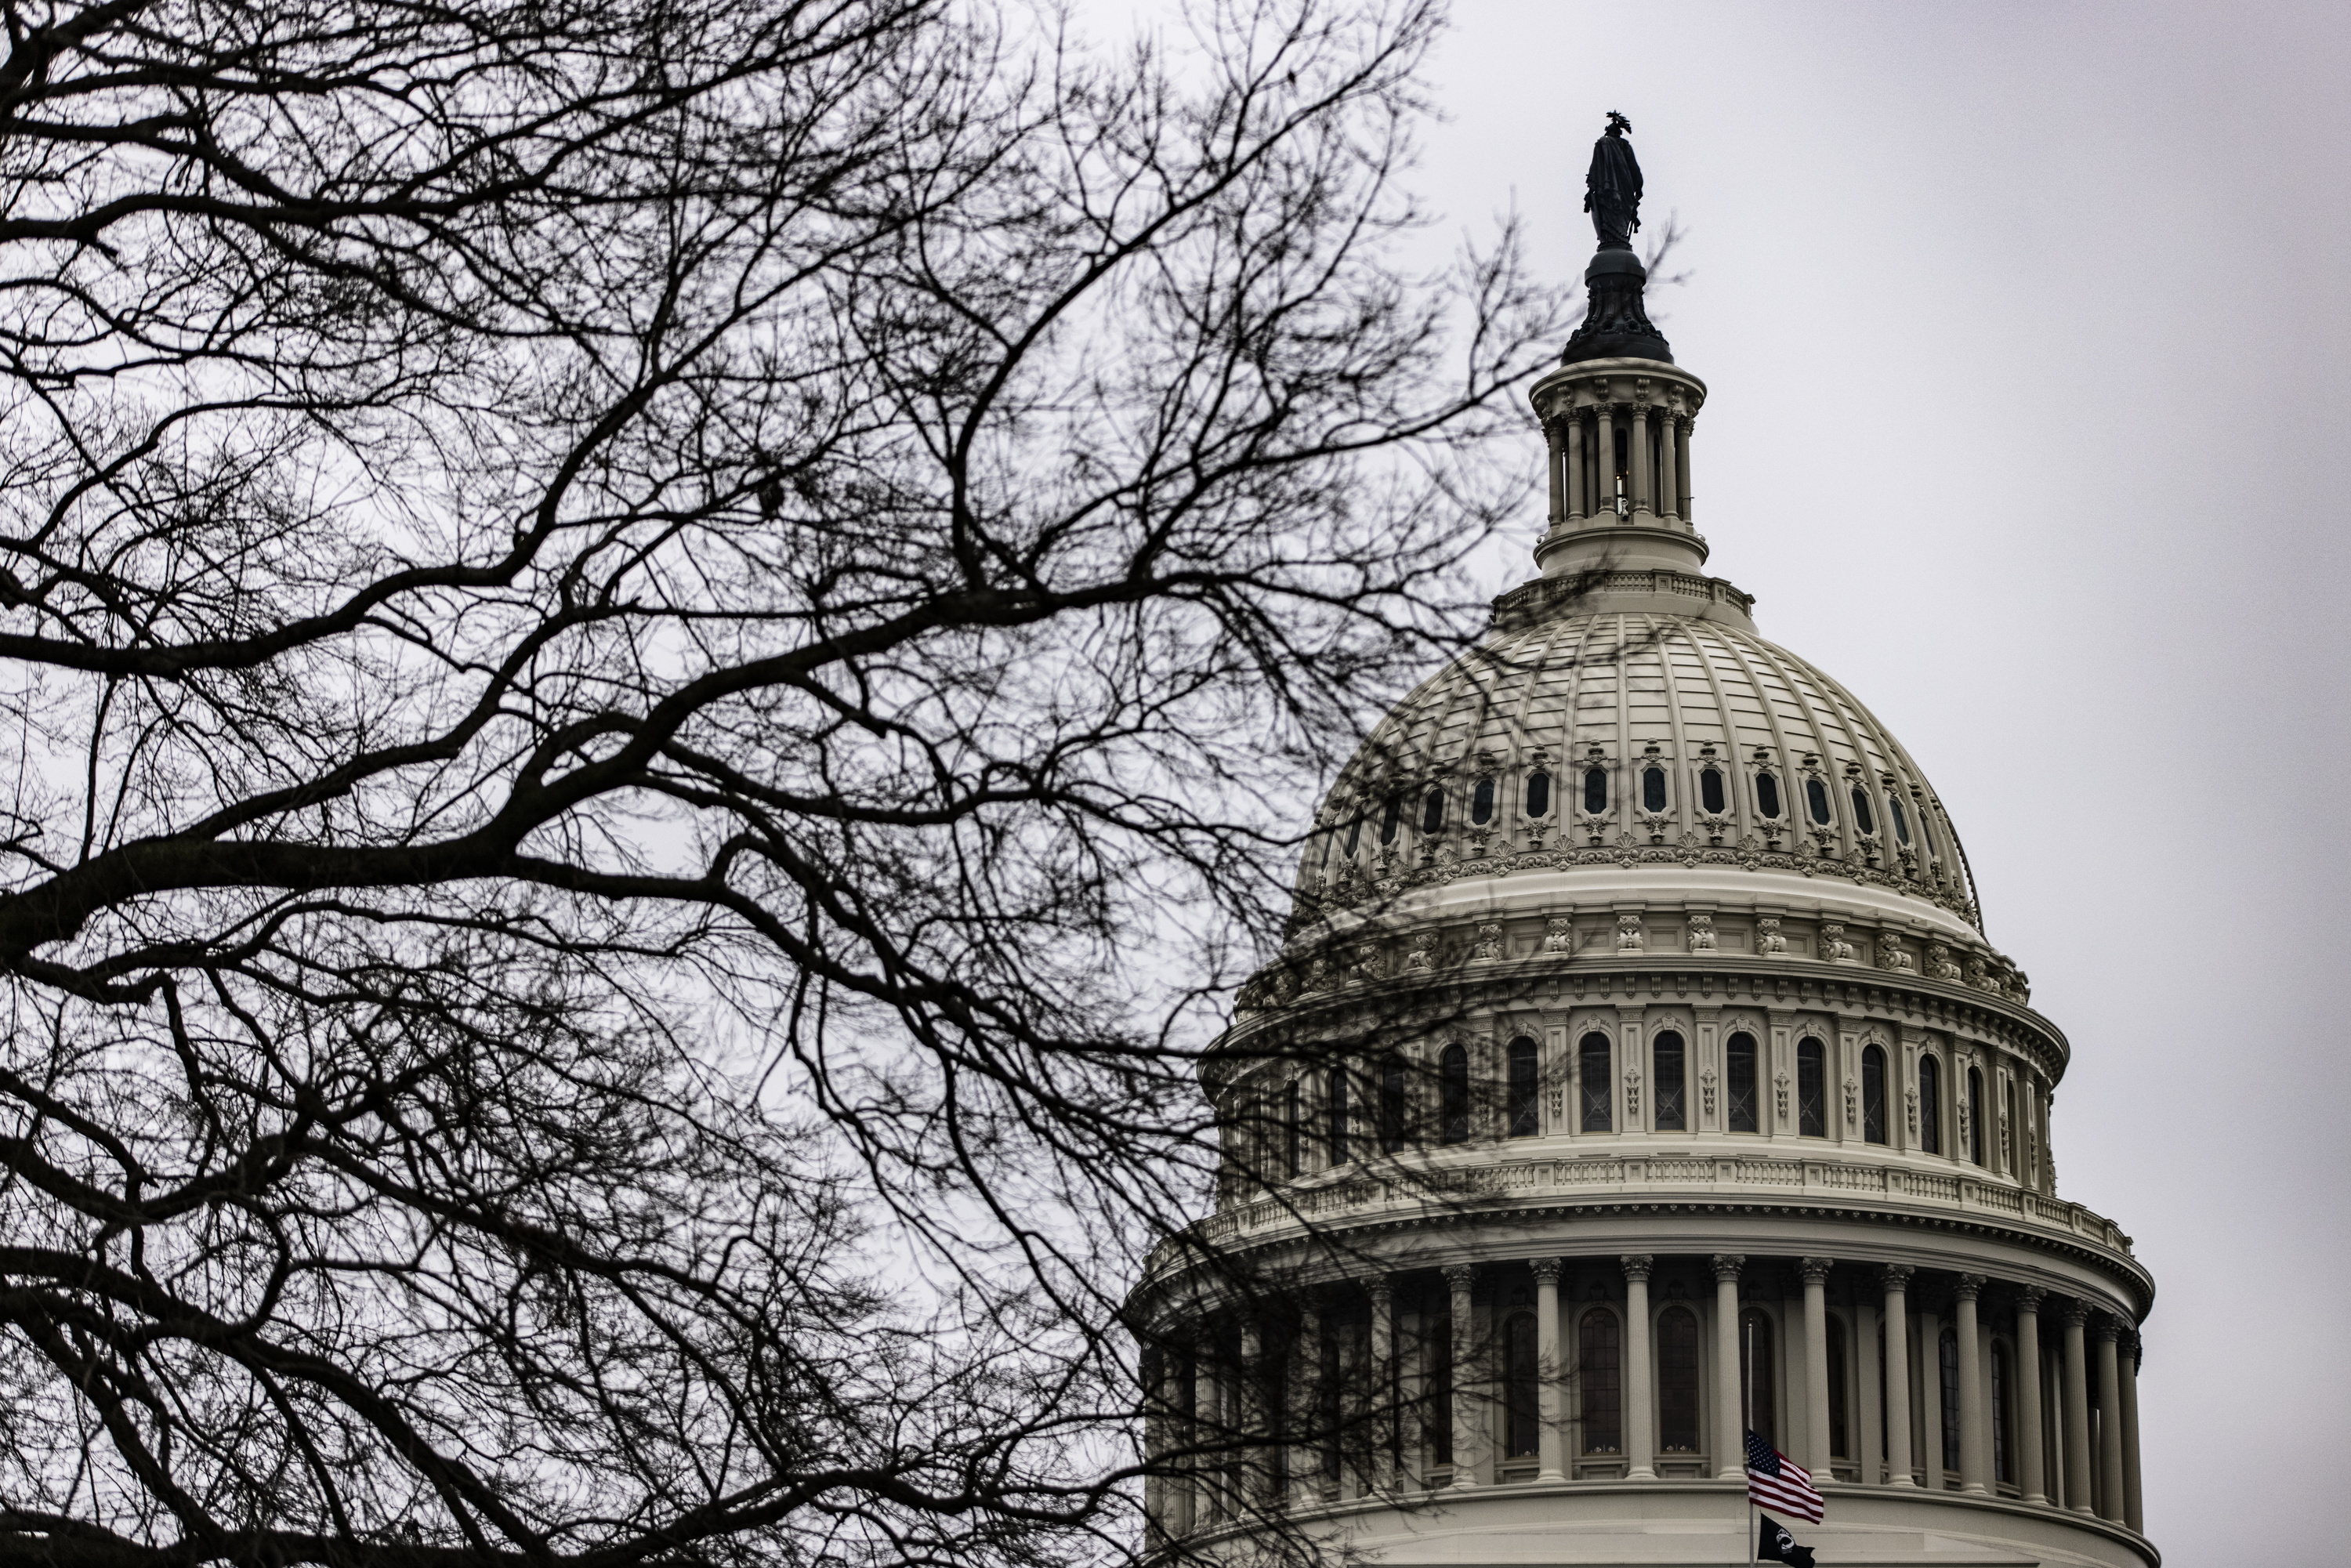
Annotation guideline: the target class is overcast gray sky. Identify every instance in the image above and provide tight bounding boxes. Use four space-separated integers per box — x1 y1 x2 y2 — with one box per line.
1408 2 2349 1559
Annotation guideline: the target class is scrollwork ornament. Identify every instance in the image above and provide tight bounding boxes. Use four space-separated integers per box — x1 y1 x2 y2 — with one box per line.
1758 917 1787 957
1616 913 1644 953
1544 916 1575 955
1687 913 1716 952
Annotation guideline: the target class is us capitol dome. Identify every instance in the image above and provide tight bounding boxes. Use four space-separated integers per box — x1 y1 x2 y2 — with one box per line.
1130 120 2155 1568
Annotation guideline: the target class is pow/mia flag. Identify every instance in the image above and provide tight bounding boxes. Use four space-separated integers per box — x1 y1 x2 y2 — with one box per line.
1757 1512 1817 1567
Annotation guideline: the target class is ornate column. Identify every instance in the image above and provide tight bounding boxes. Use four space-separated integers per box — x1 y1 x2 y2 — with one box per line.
1800 1258 1834 1477
1657 404 1680 521
1855 1293 1882 1484
1566 415 1587 522
1445 1265 1478 1489
2121 1333 2145 1534
1366 1276 1397 1493
1534 1259 1566 1481
1675 415 1694 522
1595 404 1619 516
1954 1276 1988 1494
1290 1306 1323 1509
2060 1300 2093 1514
1629 404 1654 515
1142 1346 1168 1540
1623 1255 1657 1480
2014 1287 2048 1505
1881 1266 1915 1487
1194 1342 1224 1523
1238 1320 1269 1508
1545 418 1566 530
2095 1316 2125 1524
1917 1296 1943 1491
1712 1255 1744 1478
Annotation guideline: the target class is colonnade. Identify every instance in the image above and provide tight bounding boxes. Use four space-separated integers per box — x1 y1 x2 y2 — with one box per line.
1145 1252 2145 1541
1543 403 1694 527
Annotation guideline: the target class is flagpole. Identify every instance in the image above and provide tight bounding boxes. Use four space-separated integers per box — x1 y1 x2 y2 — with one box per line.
1744 1310 1756 1566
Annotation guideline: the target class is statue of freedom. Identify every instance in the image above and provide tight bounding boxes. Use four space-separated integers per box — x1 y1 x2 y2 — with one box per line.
1584 110 1643 251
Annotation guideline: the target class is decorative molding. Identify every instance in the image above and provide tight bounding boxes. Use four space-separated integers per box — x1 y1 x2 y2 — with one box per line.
1758 916 1788 957
1879 1264 1915 1293
1798 1257 1834 1286
1710 1253 1745 1284
1954 1273 1987 1302
1530 1258 1563 1286
1619 1254 1654 1282
1688 913 1716 952
1616 913 1643 953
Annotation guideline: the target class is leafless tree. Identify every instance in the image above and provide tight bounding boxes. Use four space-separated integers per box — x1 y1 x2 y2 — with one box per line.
0 1 1577 1566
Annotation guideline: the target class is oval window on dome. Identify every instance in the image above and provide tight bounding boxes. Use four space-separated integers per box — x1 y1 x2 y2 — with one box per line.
1584 768 1607 814
1699 769 1726 814
1755 771 1782 820
1889 795 1911 846
1379 795 1402 844
1806 778 1832 825
1525 770 1551 819
1642 767 1667 813
1345 812 1363 856
1472 777 1495 825
1849 786 1875 835
1422 787 1444 835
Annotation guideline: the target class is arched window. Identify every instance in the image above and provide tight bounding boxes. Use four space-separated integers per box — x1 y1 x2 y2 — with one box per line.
1658 1305 1701 1453
1726 1031 1759 1133
1940 1327 1962 1472
1525 770 1552 819
1862 1045 1888 1145
1439 1045 1469 1146
1579 1033 1612 1132
1918 1054 1943 1156
1849 785 1876 835
1505 1312 1540 1460
1739 1308 1776 1447
1798 1037 1826 1137
1583 766 1608 814
1968 1066 1986 1165
1579 1309 1622 1454
1806 777 1833 826
1700 768 1726 814
1889 795 1912 846
1755 770 1783 820
1379 794 1402 844
1653 1030 1686 1132
1425 1309 1453 1466
1422 787 1444 835
1506 1037 1539 1137
1991 1340 2012 1484
1472 777 1496 825
1641 766 1668 813
1328 1069 1350 1166
1825 1314 1849 1458
1284 1080 1302 1177
1379 1055 1408 1153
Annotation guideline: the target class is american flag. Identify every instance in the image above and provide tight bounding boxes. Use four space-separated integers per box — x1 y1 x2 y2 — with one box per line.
1744 1431 1825 1523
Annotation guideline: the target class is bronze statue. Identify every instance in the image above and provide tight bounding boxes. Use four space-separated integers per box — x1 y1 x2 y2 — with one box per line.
1583 110 1642 251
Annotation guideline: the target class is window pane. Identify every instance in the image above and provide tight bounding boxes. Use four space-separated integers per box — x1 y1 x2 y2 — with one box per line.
1473 777 1495 825
1849 786 1876 835
1701 769 1726 814
1507 1037 1538 1137
1526 770 1551 819
1919 1056 1942 1156
1798 1037 1826 1137
1889 795 1911 846
1506 1313 1540 1458
1345 812 1363 856
1727 1032 1759 1133
1806 778 1832 825
1583 767 1607 814
1579 1309 1622 1454
1756 772 1782 820
1642 766 1667 813
1658 1307 1701 1453
1862 1046 1887 1145
1440 1045 1469 1146
1653 1031 1686 1132
1580 1034 1612 1132
1422 788 1444 835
